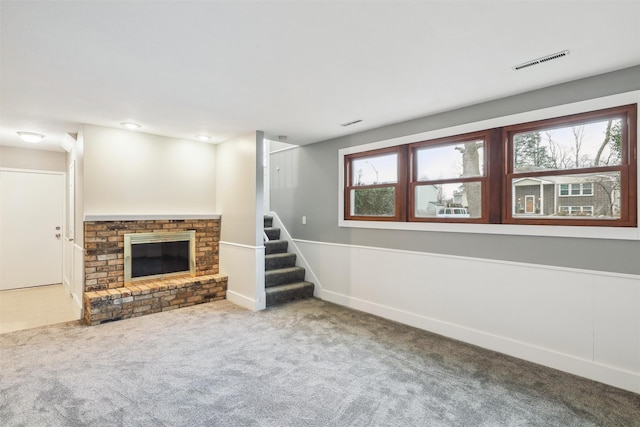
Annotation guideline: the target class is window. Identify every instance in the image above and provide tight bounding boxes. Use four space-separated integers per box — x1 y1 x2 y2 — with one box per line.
559 183 594 197
342 104 636 227
559 206 594 216
408 131 496 222
344 146 407 221
505 104 636 226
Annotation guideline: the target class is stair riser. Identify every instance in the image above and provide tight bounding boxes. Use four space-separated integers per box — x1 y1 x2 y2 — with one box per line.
264 228 280 240
266 284 314 307
265 254 297 270
265 268 306 287
265 241 288 255
264 216 273 228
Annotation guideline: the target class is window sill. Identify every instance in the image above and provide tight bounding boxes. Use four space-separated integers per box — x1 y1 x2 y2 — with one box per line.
338 219 640 240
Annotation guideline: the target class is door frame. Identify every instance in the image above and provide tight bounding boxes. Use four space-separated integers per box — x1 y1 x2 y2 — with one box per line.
524 195 535 214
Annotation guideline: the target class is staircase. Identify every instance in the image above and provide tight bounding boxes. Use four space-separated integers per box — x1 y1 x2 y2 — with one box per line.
264 215 314 307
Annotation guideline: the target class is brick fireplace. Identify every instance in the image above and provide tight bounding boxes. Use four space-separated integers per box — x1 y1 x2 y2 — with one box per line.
83 218 227 325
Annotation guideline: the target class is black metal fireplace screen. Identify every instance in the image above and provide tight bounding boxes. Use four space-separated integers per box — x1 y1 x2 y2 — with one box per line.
124 231 195 284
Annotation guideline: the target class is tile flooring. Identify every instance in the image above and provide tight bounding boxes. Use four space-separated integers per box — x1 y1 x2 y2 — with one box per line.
0 284 80 334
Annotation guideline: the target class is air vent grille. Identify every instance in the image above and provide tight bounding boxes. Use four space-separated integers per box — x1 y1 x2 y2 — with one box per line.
513 50 570 71
340 119 362 127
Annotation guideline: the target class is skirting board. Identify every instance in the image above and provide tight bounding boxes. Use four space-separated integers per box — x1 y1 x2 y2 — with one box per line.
226 290 261 312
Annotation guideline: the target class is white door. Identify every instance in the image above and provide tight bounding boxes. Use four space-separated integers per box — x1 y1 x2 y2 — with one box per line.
0 170 64 290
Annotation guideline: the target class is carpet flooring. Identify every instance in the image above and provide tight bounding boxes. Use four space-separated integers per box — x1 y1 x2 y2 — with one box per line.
1 298 639 426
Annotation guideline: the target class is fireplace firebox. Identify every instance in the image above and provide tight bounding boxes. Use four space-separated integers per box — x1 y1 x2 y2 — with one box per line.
124 231 196 285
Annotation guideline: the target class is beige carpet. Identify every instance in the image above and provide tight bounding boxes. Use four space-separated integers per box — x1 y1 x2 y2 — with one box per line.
1 298 639 426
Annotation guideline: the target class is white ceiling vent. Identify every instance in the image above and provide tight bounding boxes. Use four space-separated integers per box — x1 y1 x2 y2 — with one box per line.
513 50 570 71
340 119 362 127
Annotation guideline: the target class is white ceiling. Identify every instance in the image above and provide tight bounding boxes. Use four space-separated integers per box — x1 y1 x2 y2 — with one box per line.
1 1 639 152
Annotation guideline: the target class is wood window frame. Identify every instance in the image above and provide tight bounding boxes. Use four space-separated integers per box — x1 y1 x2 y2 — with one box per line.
341 103 636 228
344 145 408 221
407 130 501 223
503 104 637 227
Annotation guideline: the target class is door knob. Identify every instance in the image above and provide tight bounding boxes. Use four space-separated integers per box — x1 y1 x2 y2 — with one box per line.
55 233 61 238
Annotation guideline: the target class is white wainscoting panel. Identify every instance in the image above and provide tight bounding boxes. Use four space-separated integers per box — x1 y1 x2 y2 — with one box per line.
72 243 84 317
593 275 640 374
219 241 265 311
62 238 73 295
294 239 640 393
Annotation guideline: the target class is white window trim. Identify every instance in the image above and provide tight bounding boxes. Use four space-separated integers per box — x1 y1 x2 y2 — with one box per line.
559 183 594 197
560 206 594 215
338 90 640 241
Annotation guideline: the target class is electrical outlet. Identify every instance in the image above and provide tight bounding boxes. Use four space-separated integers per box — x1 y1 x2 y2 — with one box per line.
302 216 307 225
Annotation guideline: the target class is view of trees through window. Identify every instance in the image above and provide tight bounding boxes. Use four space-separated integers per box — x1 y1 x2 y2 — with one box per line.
514 119 622 171
344 104 636 226
349 151 399 217
414 139 484 218
352 187 395 216
512 118 624 219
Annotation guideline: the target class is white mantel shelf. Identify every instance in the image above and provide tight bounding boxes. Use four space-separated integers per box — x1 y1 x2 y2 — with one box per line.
84 214 222 221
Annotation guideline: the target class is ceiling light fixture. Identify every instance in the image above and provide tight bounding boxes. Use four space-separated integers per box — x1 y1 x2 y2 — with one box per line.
195 135 211 141
17 131 45 143
120 122 141 129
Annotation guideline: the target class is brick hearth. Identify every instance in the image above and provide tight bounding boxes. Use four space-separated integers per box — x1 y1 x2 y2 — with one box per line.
83 218 226 324
83 274 227 325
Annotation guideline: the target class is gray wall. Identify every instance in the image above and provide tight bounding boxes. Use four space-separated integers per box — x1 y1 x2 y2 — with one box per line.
271 66 640 275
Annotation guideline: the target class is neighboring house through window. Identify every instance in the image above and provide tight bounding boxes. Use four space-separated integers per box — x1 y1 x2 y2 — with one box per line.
342 103 637 227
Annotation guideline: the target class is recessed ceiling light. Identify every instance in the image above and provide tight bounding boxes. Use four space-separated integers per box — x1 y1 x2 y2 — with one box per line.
120 122 141 129
195 135 211 141
17 131 45 143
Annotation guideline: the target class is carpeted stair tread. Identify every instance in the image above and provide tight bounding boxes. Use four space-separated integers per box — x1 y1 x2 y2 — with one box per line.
265 266 306 288
266 281 314 307
265 240 288 255
264 227 281 240
265 252 297 270
262 215 314 305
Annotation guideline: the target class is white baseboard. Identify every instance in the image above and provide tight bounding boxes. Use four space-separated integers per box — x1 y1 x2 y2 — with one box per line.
226 290 261 311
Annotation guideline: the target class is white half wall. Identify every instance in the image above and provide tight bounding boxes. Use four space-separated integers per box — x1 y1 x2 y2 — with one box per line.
83 125 217 216
295 239 640 394
216 131 265 310
220 242 265 311
62 239 84 317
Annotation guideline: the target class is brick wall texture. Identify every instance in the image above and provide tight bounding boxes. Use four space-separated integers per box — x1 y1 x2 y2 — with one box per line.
82 218 226 325
84 219 220 292
83 274 227 326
